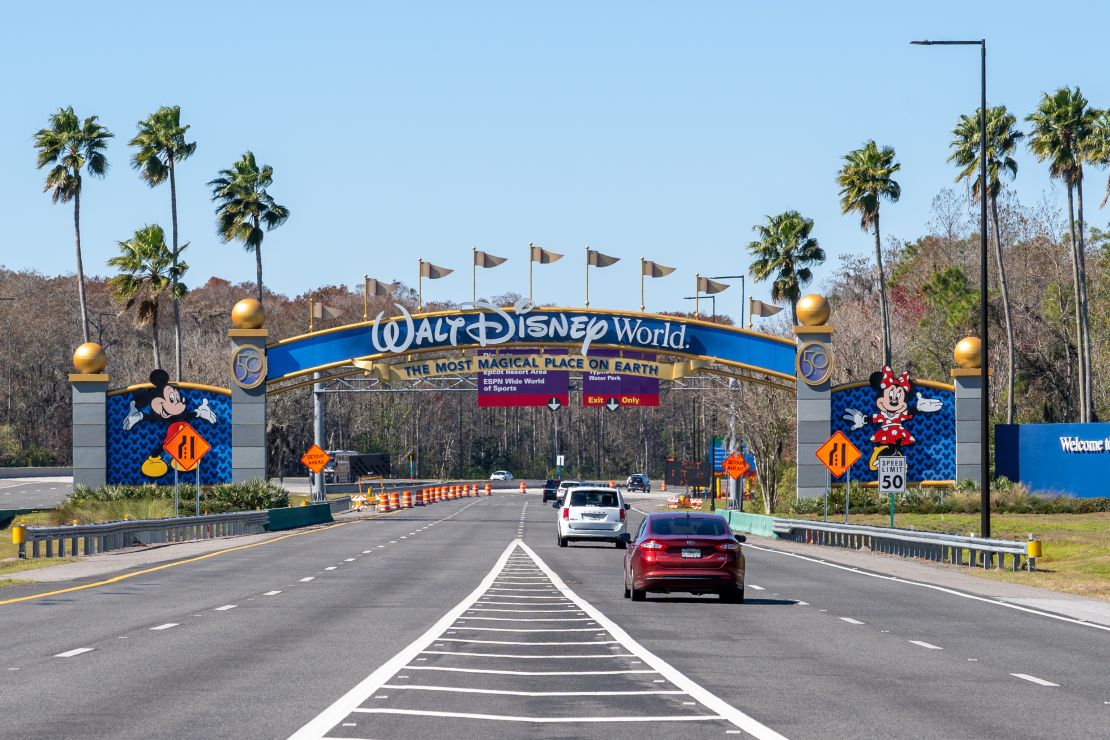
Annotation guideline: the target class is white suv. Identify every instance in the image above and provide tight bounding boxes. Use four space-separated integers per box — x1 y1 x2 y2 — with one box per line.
555 486 629 548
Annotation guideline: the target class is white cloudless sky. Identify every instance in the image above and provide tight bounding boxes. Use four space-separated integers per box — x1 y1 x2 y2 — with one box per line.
1 1 1106 321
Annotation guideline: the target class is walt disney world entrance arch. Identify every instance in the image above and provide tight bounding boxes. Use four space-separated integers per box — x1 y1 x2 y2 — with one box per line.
68 294 984 499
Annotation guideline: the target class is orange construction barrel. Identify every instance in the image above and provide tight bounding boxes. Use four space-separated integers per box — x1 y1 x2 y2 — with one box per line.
485 482 492 496
388 491 400 511
378 493 389 512
402 490 413 508
519 481 526 494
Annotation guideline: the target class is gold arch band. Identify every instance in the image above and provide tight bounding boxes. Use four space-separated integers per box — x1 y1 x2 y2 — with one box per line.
107 381 232 398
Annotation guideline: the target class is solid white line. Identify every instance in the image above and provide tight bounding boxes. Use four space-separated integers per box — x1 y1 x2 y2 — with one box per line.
839 618 865 625
479 595 567 599
908 640 943 650
150 623 179 631
744 542 1110 634
1011 673 1059 687
380 684 683 697
460 617 595 622
351 708 722 723
300 577 315 582
487 588 558 592
402 666 658 676
436 638 619 646
263 590 282 596
449 626 601 632
517 541 787 740
55 648 94 658
419 650 625 659
466 608 582 613
288 541 519 740
214 604 237 611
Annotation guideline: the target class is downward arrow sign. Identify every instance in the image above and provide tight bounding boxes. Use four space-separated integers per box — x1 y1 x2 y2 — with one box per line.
605 398 620 412
547 397 562 411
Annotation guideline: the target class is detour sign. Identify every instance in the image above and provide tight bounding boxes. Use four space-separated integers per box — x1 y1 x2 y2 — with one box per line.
300 444 331 475
721 452 750 480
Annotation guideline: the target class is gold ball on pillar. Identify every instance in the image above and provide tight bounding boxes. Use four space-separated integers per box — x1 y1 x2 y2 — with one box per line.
796 294 830 326
72 342 107 374
231 298 266 329
954 336 982 369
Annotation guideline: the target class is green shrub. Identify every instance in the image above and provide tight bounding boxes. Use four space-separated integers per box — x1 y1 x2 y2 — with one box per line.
66 479 289 514
789 481 1110 516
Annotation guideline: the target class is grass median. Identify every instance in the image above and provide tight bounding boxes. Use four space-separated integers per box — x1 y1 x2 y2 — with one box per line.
0 513 77 586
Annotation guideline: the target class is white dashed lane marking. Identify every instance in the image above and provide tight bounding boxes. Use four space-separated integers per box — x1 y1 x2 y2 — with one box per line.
55 648 94 658
214 604 237 611
908 640 943 650
1011 673 1060 687
150 623 179 631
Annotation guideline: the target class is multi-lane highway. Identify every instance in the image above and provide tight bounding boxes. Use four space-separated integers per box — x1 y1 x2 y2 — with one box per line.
2 488 1108 739
0 476 71 509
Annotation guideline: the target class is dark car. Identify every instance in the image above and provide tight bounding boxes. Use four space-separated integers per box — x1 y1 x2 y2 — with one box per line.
623 512 745 603
542 479 561 502
625 473 651 492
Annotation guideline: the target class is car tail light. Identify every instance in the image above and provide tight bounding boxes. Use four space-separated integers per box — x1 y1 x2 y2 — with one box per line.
562 507 569 520
640 540 664 550
716 542 740 551
619 508 625 521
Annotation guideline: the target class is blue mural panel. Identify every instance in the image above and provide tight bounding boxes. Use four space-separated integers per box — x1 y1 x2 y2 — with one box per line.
997 423 1110 498
830 383 955 483
106 385 232 486
266 304 797 382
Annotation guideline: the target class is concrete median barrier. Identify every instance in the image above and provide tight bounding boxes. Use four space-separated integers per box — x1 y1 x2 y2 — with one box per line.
267 503 334 531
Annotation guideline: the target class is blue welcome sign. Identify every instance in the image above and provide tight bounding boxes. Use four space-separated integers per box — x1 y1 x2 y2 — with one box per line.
266 301 797 384
997 423 1110 498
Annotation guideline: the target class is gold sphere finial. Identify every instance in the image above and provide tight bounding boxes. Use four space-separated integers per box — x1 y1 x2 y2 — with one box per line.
73 342 107 374
796 294 830 326
954 336 982 369
231 298 265 329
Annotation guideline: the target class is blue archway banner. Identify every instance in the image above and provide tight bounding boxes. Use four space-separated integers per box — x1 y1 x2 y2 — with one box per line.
266 304 796 383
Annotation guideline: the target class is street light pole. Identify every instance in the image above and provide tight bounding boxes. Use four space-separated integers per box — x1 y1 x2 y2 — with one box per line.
912 38 991 539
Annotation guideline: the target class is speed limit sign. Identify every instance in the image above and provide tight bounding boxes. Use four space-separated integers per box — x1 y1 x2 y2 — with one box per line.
878 456 907 494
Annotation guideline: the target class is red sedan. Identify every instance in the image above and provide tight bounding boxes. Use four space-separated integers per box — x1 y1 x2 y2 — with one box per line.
623 512 746 603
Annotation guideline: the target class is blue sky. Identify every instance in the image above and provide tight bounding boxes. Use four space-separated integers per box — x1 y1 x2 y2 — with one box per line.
1 1 1106 322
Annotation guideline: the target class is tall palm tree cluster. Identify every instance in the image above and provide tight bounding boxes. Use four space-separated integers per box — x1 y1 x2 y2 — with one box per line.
33 106 290 375
747 85 1106 424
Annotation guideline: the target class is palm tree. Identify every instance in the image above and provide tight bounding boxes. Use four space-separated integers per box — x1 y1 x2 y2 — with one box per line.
948 106 1023 424
107 225 186 369
130 106 196 379
747 211 826 324
208 152 290 302
33 107 113 343
1027 88 1095 422
837 141 901 366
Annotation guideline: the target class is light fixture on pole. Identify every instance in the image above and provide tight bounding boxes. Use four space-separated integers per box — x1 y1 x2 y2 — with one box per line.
911 37 991 539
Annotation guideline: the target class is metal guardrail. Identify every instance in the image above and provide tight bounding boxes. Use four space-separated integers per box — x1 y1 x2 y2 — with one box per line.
17 511 270 559
771 517 1039 571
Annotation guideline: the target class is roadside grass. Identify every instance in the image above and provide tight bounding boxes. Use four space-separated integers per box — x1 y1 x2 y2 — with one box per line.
797 512 1110 602
0 514 77 586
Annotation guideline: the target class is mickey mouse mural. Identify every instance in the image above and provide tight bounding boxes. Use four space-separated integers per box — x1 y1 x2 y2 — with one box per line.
832 366 955 482
105 370 232 485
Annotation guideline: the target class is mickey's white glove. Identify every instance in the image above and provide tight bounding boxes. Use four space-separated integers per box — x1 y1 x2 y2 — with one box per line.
915 392 942 413
842 408 866 430
123 401 143 431
194 398 217 423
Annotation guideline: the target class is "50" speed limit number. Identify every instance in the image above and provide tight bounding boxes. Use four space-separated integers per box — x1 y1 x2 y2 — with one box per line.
878 456 907 494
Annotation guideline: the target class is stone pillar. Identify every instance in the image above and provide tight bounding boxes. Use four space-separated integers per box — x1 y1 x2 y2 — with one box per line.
952 336 984 486
70 343 109 489
793 295 834 500
228 299 269 483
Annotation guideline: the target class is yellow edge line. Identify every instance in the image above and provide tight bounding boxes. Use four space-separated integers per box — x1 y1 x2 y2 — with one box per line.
0 515 381 606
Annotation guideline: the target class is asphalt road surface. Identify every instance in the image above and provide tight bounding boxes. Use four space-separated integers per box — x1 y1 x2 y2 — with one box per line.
0 477 71 509
2 490 1109 739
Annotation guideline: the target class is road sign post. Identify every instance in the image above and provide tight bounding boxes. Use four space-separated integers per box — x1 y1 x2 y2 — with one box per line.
877 456 907 528
163 422 212 517
815 431 861 522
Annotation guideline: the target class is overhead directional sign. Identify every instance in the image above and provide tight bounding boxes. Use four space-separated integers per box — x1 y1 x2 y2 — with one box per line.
547 397 562 412
604 397 620 412
163 422 211 473
878 456 907 494
300 444 331 475
721 452 750 480
815 431 861 479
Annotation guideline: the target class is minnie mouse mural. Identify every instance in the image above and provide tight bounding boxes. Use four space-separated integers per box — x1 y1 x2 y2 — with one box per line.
843 366 943 470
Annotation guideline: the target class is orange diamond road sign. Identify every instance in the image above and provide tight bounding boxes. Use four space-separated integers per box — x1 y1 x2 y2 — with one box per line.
163 422 211 473
815 431 861 479
721 452 750 480
300 444 331 475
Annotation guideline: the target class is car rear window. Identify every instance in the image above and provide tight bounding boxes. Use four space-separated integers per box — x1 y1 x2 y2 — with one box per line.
569 490 619 508
651 517 728 536
545 480 560 486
